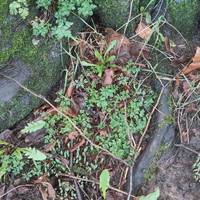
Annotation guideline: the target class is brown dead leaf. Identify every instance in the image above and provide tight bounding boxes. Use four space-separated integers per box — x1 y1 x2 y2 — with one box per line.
44 140 56 152
105 28 132 64
180 131 190 144
65 81 74 98
182 62 200 75
70 139 85 152
42 182 56 200
35 179 56 200
99 129 108 137
103 68 114 85
182 81 190 93
192 47 200 62
63 107 78 118
59 156 69 167
39 187 48 200
164 36 171 52
129 41 150 60
182 47 200 75
64 131 79 144
135 21 152 40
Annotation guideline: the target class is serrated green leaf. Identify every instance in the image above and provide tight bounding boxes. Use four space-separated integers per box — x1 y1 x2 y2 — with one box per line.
21 120 46 134
139 187 160 200
24 148 47 161
100 169 110 199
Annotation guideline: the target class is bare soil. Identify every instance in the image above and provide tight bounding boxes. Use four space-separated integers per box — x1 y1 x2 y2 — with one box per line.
141 129 200 200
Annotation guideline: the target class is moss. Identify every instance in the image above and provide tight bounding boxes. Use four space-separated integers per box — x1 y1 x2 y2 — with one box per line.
167 0 200 39
0 0 8 24
0 1 65 131
144 143 169 182
139 0 157 11
94 0 139 34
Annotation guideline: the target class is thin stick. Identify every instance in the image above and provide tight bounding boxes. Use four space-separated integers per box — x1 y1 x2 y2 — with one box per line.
137 86 165 151
0 184 34 199
123 0 134 35
0 72 130 166
175 144 200 155
126 166 133 200
58 173 137 199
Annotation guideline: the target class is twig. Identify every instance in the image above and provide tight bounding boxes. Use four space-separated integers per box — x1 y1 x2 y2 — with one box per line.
58 173 137 199
74 180 83 200
175 144 200 155
0 184 34 199
123 0 134 35
0 72 130 166
126 166 133 200
137 86 165 151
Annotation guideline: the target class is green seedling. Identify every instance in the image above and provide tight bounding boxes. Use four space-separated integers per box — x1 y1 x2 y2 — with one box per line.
81 40 117 77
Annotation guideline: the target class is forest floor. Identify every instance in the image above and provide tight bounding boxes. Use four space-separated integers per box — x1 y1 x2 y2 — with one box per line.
1 21 200 200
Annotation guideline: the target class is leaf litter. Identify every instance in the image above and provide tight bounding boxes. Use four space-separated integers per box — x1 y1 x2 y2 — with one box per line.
1 25 167 199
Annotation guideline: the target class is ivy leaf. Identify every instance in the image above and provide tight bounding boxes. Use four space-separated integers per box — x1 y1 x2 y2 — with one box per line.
99 169 110 199
21 120 46 134
24 147 47 161
139 187 160 200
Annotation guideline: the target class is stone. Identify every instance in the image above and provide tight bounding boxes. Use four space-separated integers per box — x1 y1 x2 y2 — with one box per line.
166 0 200 39
94 0 140 35
0 1 83 132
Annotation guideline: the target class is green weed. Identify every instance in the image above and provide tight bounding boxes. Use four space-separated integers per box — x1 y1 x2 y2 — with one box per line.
10 0 96 40
81 40 117 77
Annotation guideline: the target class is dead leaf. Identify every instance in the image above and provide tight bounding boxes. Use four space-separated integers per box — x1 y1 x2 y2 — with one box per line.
103 68 114 85
68 131 79 140
39 187 48 200
180 131 190 144
63 107 78 118
135 21 152 40
182 62 200 75
182 81 190 93
99 129 108 137
164 36 171 52
59 156 69 167
70 139 85 152
39 182 56 200
182 47 200 75
105 28 132 64
65 81 74 98
64 131 79 144
129 41 150 60
44 140 56 152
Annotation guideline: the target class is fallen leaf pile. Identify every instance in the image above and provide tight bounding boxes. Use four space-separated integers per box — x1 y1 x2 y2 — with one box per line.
182 47 200 75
